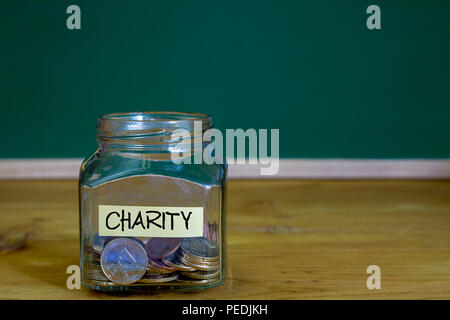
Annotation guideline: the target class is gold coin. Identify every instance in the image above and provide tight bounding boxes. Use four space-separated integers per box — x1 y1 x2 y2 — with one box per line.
138 273 179 284
180 248 219 263
83 273 110 282
146 263 175 275
83 271 106 277
181 269 220 280
83 279 123 287
162 253 196 272
83 262 102 270
177 254 220 271
177 276 221 285
83 270 106 277
180 252 219 266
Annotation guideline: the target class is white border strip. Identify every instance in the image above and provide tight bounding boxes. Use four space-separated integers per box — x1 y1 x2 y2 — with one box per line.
0 159 449 179
229 159 450 179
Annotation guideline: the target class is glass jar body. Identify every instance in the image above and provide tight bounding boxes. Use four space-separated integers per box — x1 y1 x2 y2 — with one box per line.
79 114 227 291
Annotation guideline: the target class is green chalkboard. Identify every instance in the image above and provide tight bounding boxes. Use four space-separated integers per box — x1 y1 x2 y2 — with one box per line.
1 0 449 158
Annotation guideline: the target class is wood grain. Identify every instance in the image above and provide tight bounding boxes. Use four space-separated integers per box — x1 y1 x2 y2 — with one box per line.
0 180 449 299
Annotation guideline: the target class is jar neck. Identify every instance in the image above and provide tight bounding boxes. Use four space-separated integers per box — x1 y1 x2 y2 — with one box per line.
97 112 212 157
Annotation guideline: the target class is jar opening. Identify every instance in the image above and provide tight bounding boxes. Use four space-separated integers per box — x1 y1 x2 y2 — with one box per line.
97 111 212 153
101 111 210 122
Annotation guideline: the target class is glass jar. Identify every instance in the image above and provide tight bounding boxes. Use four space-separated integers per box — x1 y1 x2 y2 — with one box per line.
79 112 227 291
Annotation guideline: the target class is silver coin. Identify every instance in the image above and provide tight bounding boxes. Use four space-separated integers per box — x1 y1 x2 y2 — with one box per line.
181 269 220 280
179 251 220 265
177 254 220 271
103 236 146 249
181 238 219 261
162 252 196 271
100 238 148 285
138 273 179 284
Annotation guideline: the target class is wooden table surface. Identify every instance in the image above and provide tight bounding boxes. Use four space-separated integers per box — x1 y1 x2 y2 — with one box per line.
0 180 449 299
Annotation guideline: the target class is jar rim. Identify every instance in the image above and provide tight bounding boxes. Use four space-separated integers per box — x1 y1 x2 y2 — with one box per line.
100 111 210 122
98 111 212 135
97 111 212 152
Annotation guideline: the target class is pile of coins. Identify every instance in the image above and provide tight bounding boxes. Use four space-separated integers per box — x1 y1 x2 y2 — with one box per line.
83 234 220 287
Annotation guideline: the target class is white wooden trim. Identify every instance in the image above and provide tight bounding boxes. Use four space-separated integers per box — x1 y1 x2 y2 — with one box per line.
228 159 450 179
0 159 449 180
0 159 83 179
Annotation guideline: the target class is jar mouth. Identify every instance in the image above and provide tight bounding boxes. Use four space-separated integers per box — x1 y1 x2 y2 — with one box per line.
98 111 212 136
97 111 212 153
100 111 210 122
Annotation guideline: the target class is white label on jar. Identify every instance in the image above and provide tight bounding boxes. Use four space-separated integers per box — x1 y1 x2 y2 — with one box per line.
98 205 204 237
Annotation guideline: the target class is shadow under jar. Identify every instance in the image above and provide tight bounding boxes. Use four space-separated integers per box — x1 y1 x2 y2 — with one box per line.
79 112 227 291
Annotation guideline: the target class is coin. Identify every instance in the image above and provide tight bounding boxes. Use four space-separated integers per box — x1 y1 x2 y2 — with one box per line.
100 238 148 285
83 270 106 278
181 269 220 280
179 251 219 265
145 238 181 259
144 269 163 276
204 222 218 243
177 254 220 271
149 257 176 271
83 262 102 270
181 238 219 261
86 245 97 256
146 258 176 275
83 266 102 274
162 252 196 271
138 273 179 284
146 264 174 275
83 273 110 281
176 275 221 285
104 236 146 248
83 268 105 275
83 279 124 287
146 265 175 275
92 233 106 255
83 261 101 267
